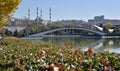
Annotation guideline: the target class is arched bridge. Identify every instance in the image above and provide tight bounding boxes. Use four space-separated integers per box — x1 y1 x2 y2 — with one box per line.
28 27 106 37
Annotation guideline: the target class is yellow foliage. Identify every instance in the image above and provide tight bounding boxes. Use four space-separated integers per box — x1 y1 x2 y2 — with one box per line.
104 21 112 29
0 17 7 26
0 0 21 29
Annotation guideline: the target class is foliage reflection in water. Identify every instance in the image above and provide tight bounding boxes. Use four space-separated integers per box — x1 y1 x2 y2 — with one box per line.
31 37 120 54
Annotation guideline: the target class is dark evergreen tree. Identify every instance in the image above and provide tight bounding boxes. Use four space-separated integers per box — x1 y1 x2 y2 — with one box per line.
99 23 103 27
23 30 27 37
13 30 18 36
103 27 109 33
112 27 119 35
4 29 11 36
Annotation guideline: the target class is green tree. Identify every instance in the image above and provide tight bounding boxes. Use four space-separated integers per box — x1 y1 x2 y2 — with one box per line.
47 23 54 29
23 30 27 37
99 23 103 27
103 27 109 33
112 27 119 34
13 30 18 36
4 29 12 36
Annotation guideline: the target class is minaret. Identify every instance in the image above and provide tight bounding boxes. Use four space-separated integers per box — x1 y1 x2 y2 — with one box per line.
40 9 42 19
37 6 39 18
28 8 30 24
49 8 51 22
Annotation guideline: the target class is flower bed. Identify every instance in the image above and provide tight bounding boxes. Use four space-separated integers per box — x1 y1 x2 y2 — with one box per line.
0 37 120 71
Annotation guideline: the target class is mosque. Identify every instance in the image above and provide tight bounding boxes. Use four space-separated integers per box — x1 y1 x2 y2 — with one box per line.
8 7 52 26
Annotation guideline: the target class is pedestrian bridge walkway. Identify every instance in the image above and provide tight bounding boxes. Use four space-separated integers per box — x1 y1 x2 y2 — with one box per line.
28 27 106 37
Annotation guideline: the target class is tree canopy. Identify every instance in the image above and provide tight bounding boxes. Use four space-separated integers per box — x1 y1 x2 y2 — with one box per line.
104 21 112 29
0 0 21 28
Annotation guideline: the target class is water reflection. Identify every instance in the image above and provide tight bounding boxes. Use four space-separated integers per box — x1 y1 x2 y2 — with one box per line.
34 37 120 53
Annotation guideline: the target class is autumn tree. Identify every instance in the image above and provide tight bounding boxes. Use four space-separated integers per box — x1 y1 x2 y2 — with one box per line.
102 21 112 33
104 21 112 29
0 0 21 29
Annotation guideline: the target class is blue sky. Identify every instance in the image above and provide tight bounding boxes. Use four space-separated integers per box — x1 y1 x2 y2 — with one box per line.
13 0 120 21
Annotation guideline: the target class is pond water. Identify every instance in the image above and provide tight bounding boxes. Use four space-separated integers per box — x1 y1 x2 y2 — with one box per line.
29 37 120 54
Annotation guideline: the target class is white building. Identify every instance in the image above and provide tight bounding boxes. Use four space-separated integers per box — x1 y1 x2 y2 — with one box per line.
88 15 120 26
88 15 105 25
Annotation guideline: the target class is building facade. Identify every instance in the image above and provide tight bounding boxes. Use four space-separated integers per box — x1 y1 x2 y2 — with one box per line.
88 15 120 26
